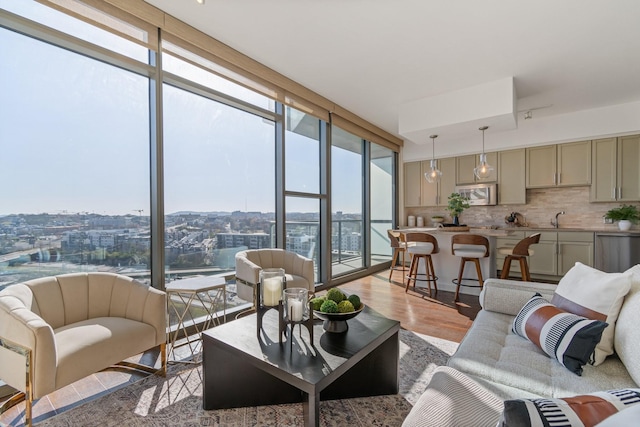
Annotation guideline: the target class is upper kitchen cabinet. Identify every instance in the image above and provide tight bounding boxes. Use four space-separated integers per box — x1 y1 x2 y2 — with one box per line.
456 152 498 184
421 157 456 206
526 141 591 188
591 135 640 202
404 161 422 207
497 149 526 204
404 158 457 207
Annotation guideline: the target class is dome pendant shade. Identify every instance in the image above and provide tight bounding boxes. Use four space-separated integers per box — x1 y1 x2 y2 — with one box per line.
474 153 494 180
424 134 442 183
474 126 493 180
425 159 442 183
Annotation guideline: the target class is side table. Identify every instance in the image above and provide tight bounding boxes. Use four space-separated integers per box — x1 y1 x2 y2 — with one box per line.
166 275 226 363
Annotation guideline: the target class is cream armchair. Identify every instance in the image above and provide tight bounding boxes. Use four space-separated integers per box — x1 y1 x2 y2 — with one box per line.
0 272 166 426
235 249 315 303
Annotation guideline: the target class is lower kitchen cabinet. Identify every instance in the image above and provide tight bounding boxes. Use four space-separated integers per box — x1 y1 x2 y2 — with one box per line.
496 230 594 279
527 231 558 276
558 232 594 275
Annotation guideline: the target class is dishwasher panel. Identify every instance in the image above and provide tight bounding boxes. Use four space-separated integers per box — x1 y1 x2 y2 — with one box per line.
594 233 640 273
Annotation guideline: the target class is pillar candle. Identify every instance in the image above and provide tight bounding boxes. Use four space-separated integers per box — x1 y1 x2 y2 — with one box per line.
262 277 282 306
288 299 303 321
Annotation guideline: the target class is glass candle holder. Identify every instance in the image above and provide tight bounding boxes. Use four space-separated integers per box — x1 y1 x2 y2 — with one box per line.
283 288 309 322
259 268 284 307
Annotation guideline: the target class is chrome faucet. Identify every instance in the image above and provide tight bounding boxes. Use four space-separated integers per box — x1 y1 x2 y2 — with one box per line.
551 211 565 228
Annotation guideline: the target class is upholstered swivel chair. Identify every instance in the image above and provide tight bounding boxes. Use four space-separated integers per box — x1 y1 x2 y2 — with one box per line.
404 232 439 296
451 234 490 301
498 233 541 281
387 229 407 281
235 248 315 304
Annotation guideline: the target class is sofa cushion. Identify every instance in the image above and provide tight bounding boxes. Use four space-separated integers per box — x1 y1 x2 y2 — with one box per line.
512 293 608 375
500 388 640 427
614 264 640 386
551 262 632 365
448 309 637 398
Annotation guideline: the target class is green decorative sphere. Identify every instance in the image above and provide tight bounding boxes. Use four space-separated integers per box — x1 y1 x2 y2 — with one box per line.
320 299 339 313
311 297 326 311
347 294 361 310
326 288 346 303
337 300 355 313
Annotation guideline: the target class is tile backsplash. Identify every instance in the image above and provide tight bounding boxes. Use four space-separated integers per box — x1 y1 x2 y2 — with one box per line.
405 186 636 230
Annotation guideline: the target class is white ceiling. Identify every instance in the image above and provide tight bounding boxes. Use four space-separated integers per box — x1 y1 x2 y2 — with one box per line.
144 0 640 154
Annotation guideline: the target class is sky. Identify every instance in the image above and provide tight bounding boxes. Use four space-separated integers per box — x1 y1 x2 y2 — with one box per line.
0 1 388 217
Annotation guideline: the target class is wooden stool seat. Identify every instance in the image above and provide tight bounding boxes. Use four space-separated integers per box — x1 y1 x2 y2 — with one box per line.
499 233 540 282
451 234 490 301
404 232 439 296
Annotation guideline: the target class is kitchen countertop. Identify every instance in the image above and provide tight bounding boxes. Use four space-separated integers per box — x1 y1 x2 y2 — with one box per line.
400 226 640 235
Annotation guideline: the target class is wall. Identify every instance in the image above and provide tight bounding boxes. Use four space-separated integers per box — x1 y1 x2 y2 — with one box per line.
405 186 632 231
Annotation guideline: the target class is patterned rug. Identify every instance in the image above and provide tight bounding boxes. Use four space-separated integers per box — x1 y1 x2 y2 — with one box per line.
36 330 458 427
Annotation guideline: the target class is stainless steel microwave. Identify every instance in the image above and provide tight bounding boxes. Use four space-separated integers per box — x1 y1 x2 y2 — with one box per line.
455 183 497 206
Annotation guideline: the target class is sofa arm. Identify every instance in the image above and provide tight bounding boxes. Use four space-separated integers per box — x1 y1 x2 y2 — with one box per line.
0 287 57 398
235 252 261 285
479 278 557 316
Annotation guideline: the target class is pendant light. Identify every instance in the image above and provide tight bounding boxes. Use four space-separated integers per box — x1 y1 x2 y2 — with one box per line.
474 126 494 180
424 134 442 183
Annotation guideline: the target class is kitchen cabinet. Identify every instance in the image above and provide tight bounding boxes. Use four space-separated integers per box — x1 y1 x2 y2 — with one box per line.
527 231 558 276
528 231 594 277
404 161 422 207
421 157 457 206
496 231 594 278
591 135 640 202
558 232 594 275
456 152 498 184
404 157 457 207
498 149 526 204
526 141 591 188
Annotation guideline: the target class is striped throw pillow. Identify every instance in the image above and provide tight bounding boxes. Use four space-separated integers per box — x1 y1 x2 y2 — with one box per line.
512 293 608 375
500 388 640 427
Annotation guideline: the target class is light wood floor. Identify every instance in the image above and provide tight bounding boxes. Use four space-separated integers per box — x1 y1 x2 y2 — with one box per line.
0 267 481 426
342 268 481 343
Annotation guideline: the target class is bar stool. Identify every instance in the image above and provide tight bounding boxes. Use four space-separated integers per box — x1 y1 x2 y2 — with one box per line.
451 234 490 301
404 232 439 296
499 233 540 281
387 229 407 281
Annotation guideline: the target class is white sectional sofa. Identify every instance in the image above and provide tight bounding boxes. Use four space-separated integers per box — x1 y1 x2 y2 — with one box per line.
0 272 167 426
403 264 640 427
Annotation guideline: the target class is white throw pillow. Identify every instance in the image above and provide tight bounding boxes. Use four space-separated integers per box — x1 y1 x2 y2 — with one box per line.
551 262 632 365
613 264 640 385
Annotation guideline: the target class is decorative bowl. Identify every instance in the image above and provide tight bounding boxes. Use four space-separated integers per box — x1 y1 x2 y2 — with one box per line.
431 217 445 223
313 304 364 333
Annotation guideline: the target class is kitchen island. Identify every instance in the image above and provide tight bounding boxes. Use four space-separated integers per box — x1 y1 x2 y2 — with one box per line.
398 227 509 296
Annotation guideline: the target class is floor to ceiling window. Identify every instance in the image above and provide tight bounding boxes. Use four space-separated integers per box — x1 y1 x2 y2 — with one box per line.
0 8 151 290
331 127 364 276
0 2 399 297
370 144 395 266
162 83 276 282
284 106 323 282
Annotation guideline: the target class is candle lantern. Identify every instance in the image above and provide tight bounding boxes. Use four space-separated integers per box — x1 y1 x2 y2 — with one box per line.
283 288 309 322
278 287 314 348
258 268 285 308
256 268 285 335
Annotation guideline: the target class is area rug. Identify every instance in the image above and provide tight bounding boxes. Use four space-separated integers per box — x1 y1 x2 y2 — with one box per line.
35 330 457 427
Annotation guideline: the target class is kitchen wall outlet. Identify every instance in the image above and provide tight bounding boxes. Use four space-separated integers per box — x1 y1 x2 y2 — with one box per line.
603 217 614 224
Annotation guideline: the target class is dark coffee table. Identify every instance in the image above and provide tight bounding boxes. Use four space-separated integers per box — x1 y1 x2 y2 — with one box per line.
202 305 400 427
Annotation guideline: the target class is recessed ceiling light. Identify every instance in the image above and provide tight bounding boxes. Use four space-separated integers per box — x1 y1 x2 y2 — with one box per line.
196 0 205 4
